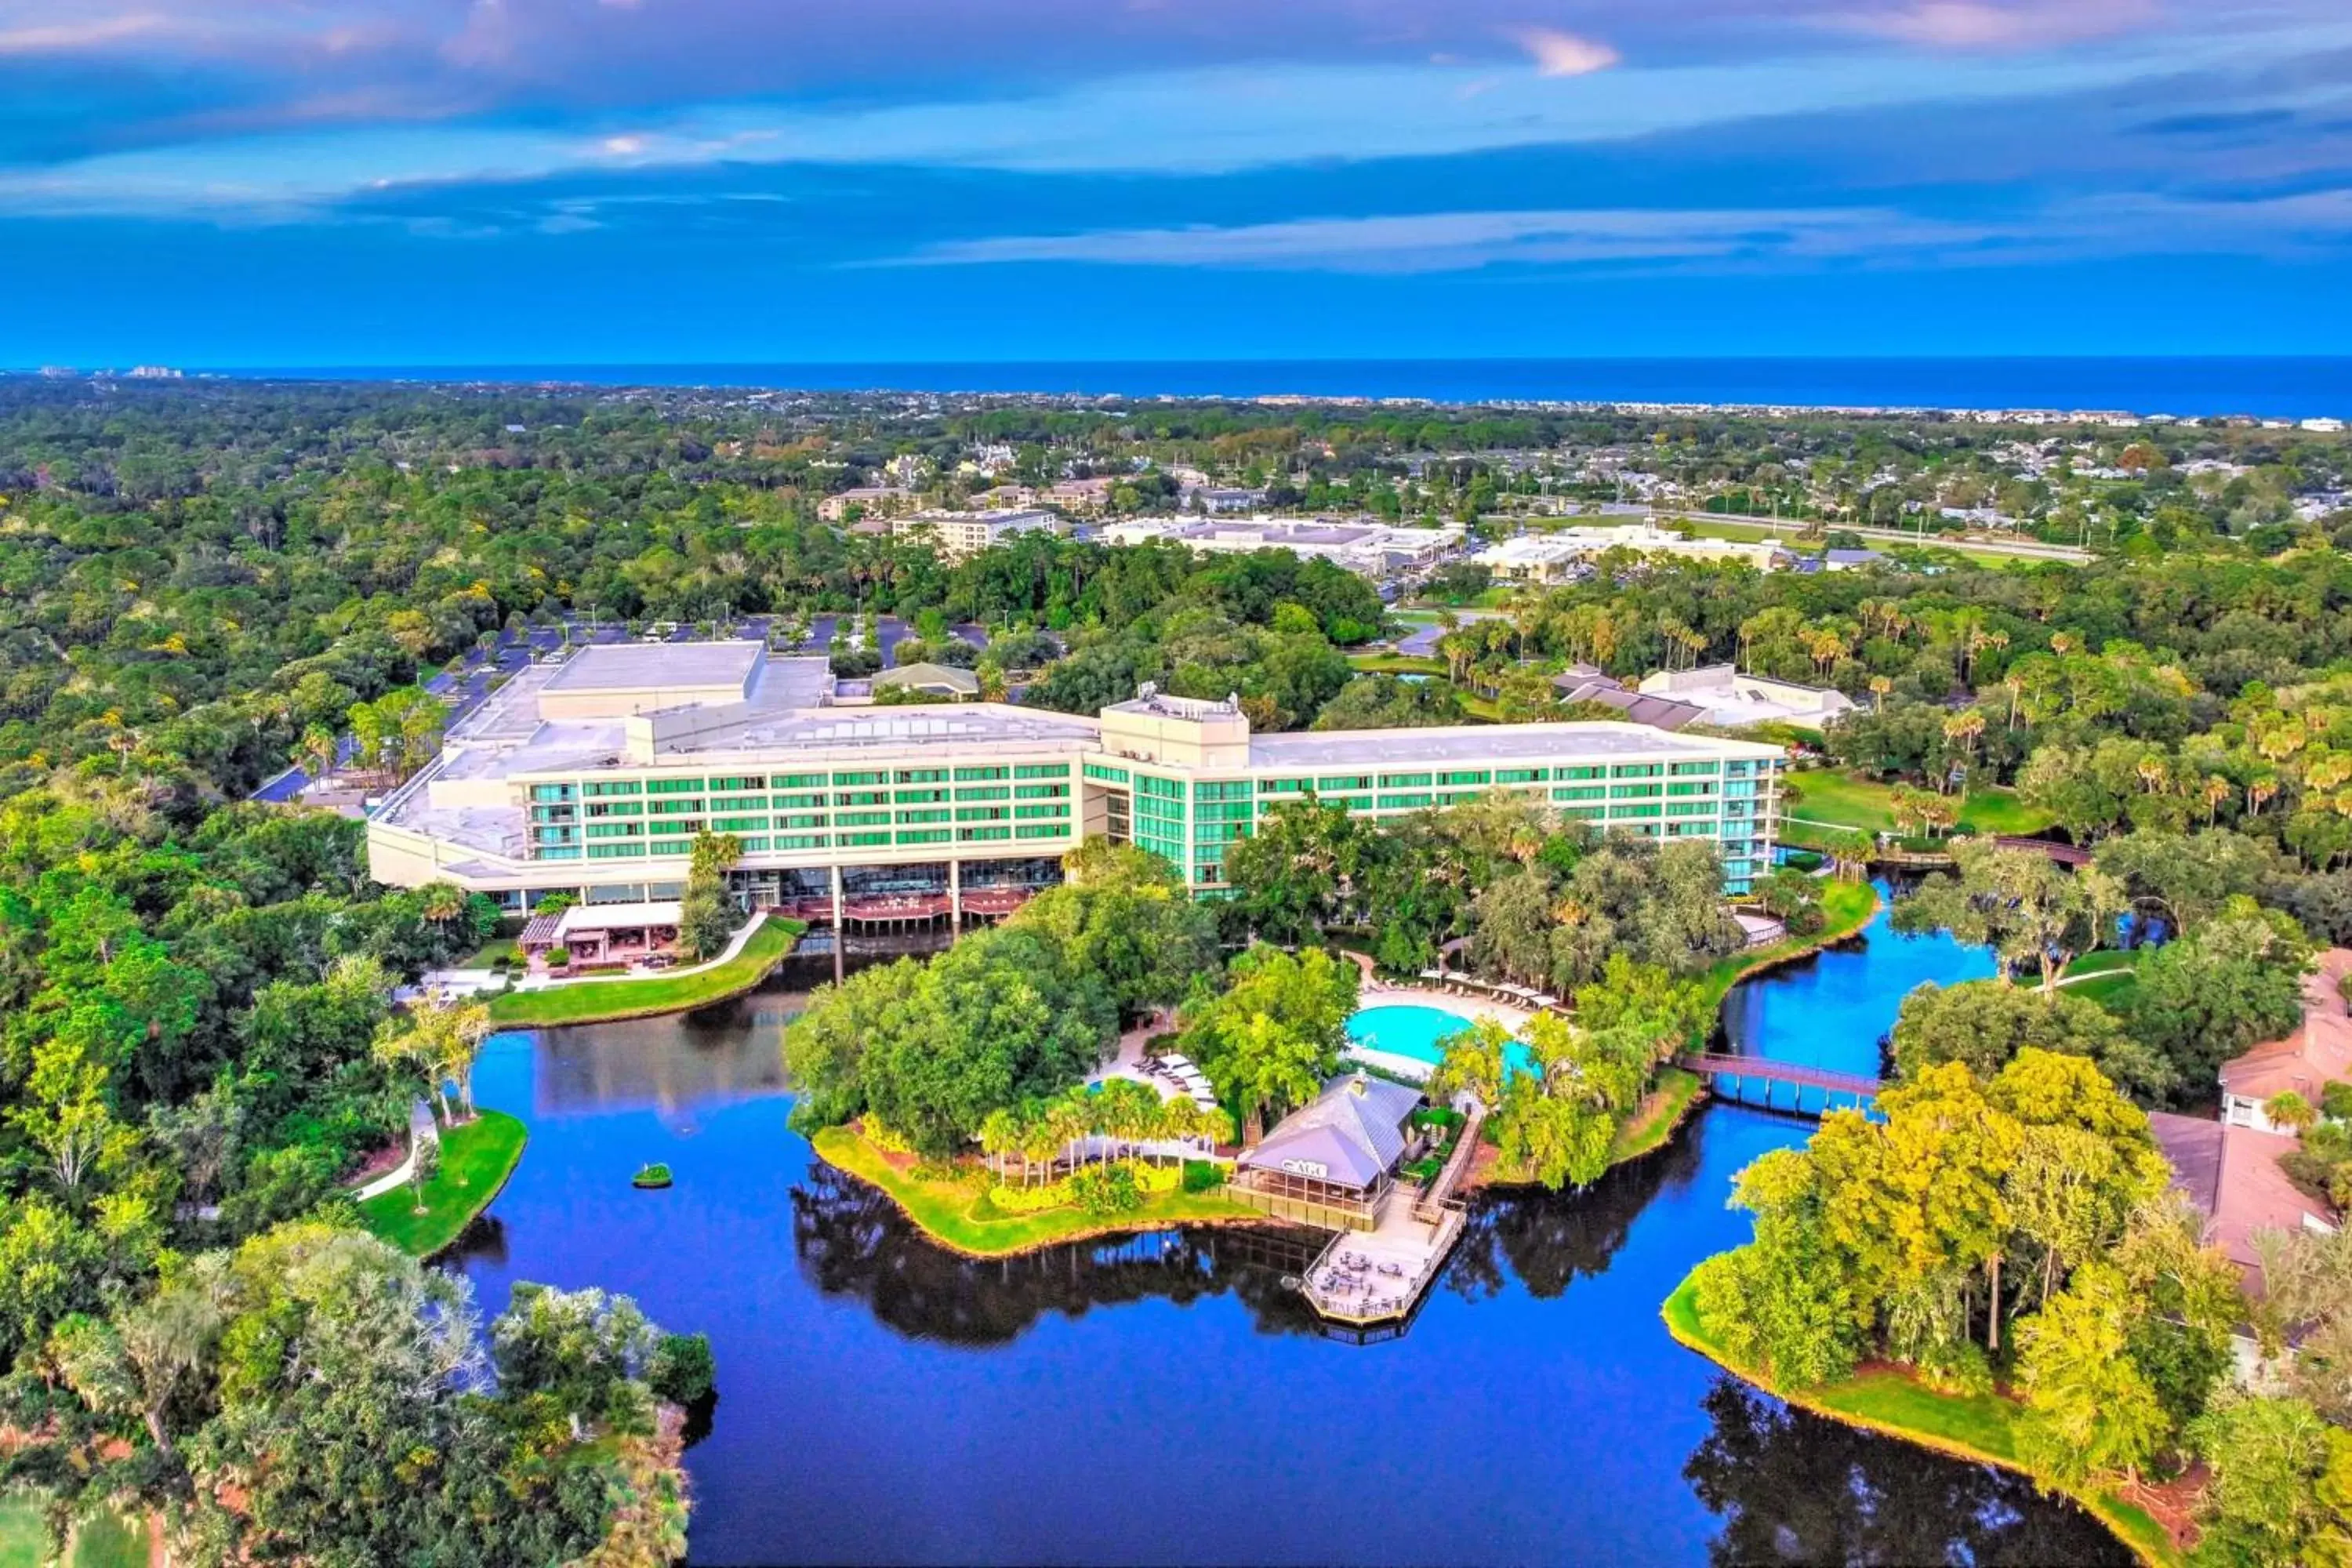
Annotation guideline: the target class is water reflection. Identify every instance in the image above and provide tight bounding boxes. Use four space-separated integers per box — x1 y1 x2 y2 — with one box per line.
1447 1118 1700 1302
789 1160 1327 1347
446 923 2126 1566
1684 1380 2132 1566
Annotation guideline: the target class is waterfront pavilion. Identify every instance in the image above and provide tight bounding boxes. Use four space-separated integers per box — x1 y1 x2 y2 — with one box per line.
1234 1074 1423 1232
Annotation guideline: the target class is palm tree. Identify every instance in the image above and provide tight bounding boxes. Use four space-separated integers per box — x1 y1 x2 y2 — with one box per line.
2202 775 2232 826
2263 1091 2318 1135
1869 675 1893 713
977 1107 1021 1181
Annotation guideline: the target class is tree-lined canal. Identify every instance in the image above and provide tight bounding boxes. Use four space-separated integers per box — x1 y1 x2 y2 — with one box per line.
452 919 2127 1565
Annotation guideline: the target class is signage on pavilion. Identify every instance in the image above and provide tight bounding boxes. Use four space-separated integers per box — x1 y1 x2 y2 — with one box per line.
1279 1158 1330 1179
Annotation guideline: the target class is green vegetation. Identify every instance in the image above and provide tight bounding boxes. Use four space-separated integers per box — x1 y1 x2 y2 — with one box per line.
786 844 1216 1154
357 1110 527 1256
1606 1066 1704 1165
1665 1275 2183 1566
0 1498 44 1568
1435 957 1708 1191
487 916 805 1026
632 1163 673 1190
1780 768 2050 840
811 1125 1257 1257
62 1512 143 1568
1697 878 1879 1011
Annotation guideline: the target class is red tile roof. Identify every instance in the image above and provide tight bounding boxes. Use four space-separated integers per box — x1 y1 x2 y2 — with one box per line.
2219 948 2352 1109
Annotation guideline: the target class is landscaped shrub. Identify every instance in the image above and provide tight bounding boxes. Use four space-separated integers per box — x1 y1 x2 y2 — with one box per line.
1181 1160 1225 1194
1916 1338 1995 1397
860 1119 916 1156
1069 1162 1142 1215
989 1160 1178 1214
546 946 572 967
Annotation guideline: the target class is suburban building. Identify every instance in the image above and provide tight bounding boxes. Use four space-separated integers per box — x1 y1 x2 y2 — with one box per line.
890 507 1065 561
1552 673 1707 731
2220 949 2352 1134
816 485 916 523
366 644 1787 921
2151 1112 2336 1298
1473 525 1787 583
1635 666 1858 730
1101 517 1463 576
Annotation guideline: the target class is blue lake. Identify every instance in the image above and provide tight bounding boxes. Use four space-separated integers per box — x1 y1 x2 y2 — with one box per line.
451 919 2118 1566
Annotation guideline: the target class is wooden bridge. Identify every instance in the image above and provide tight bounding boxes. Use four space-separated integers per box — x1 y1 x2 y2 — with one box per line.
1675 1054 1884 1114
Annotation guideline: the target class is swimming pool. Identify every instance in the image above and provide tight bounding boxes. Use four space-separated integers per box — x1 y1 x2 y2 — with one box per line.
1345 1004 1537 1080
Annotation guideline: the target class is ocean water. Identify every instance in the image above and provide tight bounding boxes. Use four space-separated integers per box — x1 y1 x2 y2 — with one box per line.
222 358 2352 419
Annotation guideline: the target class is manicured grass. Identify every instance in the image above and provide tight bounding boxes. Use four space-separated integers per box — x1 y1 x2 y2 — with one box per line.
456 935 520 969
0 1497 45 1568
2060 948 2148 1011
1346 653 1448 675
1664 1272 2183 1567
1781 768 2053 840
811 1126 1260 1258
0 1501 151 1568
486 917 804 1027
65 1511 145 1568
1609 1067 1704 1165
358 1110 527 1257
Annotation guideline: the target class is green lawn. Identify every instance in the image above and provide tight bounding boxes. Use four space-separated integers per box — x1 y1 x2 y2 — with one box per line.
1664 1272 2183 1567
457 935 520 968
358 1109 527 1256
2060 948 2148 1011
811 1126 1259 1258
1346 653 1448 676
0 1497 44 1568
1608 1067 1704 1164
0 1500 151 1568
486 917 804 1027
1781 768 2053 840
64 1512 144 1568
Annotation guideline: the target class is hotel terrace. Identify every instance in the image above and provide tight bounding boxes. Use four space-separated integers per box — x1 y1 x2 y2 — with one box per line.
366 641 1787 921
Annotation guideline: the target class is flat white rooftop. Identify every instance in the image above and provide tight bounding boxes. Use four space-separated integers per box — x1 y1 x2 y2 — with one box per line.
543 641 766 693
1249 721 1778 768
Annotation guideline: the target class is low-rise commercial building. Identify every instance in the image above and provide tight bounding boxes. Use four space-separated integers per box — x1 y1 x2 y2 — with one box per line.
1634 666 1857 730
1474 525 1786 583
367 645 1786 920
891 507 1065 561
1102 517 1462 576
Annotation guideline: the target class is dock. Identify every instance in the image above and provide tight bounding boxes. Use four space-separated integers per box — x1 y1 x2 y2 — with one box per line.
1294 1103 1483 1329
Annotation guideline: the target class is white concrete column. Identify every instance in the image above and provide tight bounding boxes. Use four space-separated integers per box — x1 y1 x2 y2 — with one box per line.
949 858 962 933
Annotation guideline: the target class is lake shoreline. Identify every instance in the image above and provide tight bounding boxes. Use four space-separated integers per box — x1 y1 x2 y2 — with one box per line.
1661 1271 2183 1566
808 1124 1269 1261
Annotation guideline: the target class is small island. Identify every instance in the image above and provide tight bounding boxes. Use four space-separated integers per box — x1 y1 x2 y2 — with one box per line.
632 1163 675 1189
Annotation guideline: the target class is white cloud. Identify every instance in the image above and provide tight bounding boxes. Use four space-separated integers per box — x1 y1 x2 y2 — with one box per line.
893 191 2352 273
1512 27 1621 77
895 205 2006 272
0 12 166 54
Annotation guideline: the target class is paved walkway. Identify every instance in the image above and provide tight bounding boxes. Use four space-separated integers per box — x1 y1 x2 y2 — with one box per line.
1087 1010 1201 1106
504 911 771 992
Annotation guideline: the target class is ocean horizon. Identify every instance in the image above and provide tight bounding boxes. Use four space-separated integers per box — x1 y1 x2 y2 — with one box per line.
158 356 2352 421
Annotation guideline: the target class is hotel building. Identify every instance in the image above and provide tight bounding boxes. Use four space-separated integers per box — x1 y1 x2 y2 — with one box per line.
365 642 1785 922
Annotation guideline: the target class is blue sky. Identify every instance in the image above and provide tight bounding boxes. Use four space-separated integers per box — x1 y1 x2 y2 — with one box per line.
3 0 2350 365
